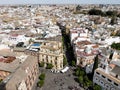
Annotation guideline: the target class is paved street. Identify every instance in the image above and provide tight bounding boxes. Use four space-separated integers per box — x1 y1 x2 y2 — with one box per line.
35 68 84 90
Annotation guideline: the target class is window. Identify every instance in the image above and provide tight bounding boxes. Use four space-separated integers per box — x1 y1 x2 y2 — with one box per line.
106 85 109 88
46 56 48 60
95 77 98 80
28 76 30 80
30 81 32 86
105 84 110 89
99 64 102 68
80 61 82 64
100 80 104 85
25 80 28 86
114 82 118 86
55 61 57 65
107 79 112 82
101 81 103 84
111 88 115 90
46 59 48 63
55 57 57 60
96 72 100 75
102 75 105 78
116 75 118 78
60 64 63 68
103 65 106 69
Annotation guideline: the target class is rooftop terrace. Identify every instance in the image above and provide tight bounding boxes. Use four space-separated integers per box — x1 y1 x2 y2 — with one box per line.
0 56 16 63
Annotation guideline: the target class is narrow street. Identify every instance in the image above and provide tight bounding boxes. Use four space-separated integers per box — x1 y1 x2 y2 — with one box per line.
58 23 76 66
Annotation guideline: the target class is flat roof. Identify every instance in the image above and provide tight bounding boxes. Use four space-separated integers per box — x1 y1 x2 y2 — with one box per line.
0 58 20 72
0 51 20 72
37 35 62 42
5 56 37 90
111 66 120 76
96 69 120 84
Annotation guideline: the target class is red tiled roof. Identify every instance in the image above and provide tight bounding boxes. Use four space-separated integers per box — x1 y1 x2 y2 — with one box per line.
11 34 18 37
109 64 116 69
92 45 99 48
70 30 77 33
77 40 91 45
0 56 16 63
76 50 94 57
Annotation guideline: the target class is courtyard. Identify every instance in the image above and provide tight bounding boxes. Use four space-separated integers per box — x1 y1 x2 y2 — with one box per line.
36 67 84 90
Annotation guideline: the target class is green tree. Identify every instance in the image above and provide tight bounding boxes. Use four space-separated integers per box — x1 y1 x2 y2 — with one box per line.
78 76 83 84
63 56 68 66
92 55 99 78
111 43 120 50
76 5 82 11
46 63 53 69
75 67 80 75
71 60 76 66
39 62 44 67
37 80 44 87
106 11 117 17
93 84 101 90
88 9 103 16
75 69 80 76
84 75 89 82
79 70 85 76
83 75 92 88
84 80 92 87
39 73 45 80
75 67 85 77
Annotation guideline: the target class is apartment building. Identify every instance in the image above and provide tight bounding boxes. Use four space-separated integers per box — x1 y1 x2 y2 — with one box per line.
0 51 39 90
93 51 120 90
69 28 89 45
73 39 99 67
39 40 63 71
23 35 64 71
93 66 120 90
